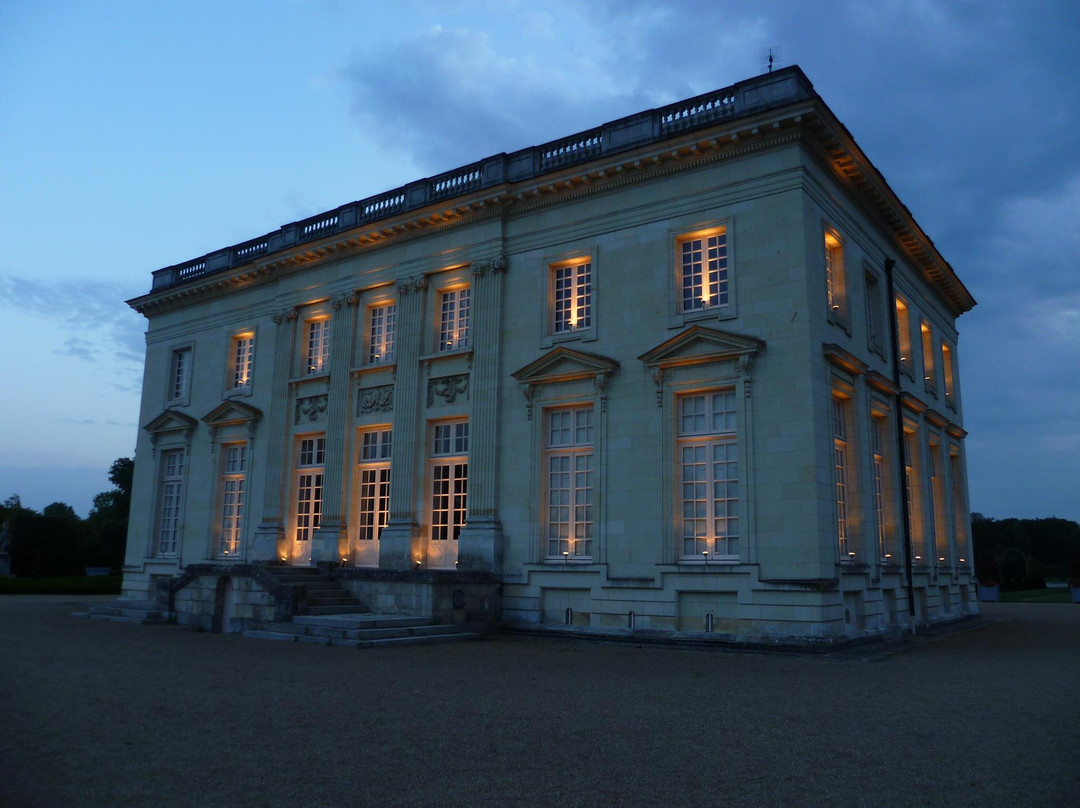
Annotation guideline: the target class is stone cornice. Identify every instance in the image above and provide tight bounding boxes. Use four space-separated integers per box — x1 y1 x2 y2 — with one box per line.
129 64 973 321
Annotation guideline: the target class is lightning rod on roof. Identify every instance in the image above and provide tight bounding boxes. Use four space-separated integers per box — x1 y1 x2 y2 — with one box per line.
760 47 782 74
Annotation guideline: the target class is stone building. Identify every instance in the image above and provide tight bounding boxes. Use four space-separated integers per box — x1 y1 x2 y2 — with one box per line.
122 66 976 642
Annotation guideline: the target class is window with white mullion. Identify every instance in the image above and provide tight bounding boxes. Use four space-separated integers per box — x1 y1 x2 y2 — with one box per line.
929 442 948 565
545 407 595 559
305 319 330 374
169 348 191 401
368 304 396 364
218 444 246 556
295 437 325 546
680 233 728 313
439 288 470 351
833 398 850 559
158 449 185 556
430 422 468 546
231 336 254 389
357 467 390 542
431 462 468 542
357 429 392 543
553 262 592 333
677 391 738 560
871 417 889 562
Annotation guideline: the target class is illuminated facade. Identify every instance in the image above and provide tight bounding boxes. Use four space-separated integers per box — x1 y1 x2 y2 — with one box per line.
123 67 977 642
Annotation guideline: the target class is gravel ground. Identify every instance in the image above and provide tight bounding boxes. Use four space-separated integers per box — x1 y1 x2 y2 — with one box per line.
1 597 1077 808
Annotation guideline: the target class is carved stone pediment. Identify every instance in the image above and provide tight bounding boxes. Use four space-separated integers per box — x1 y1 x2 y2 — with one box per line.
201 400 263 449
511 347 618 419
637 325 764 370
511 346 619 386
143 409 198 454
201 400 263 428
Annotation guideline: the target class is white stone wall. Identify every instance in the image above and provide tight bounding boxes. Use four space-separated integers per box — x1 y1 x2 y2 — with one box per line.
122 118 976 640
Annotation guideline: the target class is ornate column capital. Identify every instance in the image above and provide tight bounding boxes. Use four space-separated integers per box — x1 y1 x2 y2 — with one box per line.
473 254 508 276
330 291 359 309
271 306 298 324
737 354 753 397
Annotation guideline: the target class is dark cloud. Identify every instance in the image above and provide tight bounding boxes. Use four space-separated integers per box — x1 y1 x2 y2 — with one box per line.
0 273 145 374
338 2 1079 519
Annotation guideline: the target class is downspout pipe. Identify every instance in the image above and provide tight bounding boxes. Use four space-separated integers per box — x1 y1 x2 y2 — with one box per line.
884 258 917 629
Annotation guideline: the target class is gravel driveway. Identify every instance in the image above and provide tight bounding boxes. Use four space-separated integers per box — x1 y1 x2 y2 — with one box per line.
1 597 1077 807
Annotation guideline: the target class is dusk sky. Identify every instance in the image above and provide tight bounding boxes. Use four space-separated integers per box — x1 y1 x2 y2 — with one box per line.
0 0 1077 521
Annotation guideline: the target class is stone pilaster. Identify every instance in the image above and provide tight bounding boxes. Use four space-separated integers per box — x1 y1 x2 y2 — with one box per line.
378 275 427 570
311 292 358 564
252 306 297 561
458 254 506 573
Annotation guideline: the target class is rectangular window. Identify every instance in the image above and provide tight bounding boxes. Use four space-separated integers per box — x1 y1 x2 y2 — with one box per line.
368 304 396 364
219 444 246 556
439 288 470 351
230 334 254 390
158 449 185 556
430 422 468 562
865 271 884 353
679 231 728 313
305 318 331 375
942 342 956 406
552 261 592 334
169 347 192 402
678 391 738 560
295 437 325 546
357 429 392 544
895 298 913 377
929 441 948 565
833 397 851 560
921 320 935 392
545 407 594 559
871 416 890 562
904 429 923 563
825 229 846 317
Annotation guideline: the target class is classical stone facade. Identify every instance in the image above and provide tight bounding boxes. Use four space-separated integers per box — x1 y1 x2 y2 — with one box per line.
123 66 977 642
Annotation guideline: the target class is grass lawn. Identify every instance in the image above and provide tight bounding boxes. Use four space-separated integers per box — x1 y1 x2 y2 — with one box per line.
0 575 122 595
1000 587 1074 604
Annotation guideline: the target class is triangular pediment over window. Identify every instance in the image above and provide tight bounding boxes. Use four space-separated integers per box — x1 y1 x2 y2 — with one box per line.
511 346 619 385
143 409 199 437
201 400 263 428
201 400 262 445
637 325 764 370
143 409 198 453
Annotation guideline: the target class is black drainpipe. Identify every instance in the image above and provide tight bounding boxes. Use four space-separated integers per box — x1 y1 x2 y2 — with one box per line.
884 258 917 626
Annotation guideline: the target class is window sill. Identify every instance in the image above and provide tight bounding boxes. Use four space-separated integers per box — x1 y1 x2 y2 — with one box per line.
827 308 852 335
224 386 253 399
290 371 330 384
679 557 738 566
543 328 597 348
352 362 396 376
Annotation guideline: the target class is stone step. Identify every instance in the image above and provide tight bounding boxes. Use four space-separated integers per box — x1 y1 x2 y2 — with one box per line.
352 632 481 649
305 589 357 600
266 622 463 641
242 629 299 642
89 613 169 626
292 614 430 629
306 604 372 616
242 623 479 648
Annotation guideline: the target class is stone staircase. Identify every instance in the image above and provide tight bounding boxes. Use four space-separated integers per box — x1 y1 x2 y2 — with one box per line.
264 565 367 615
243 613 481 649
79 599 171 625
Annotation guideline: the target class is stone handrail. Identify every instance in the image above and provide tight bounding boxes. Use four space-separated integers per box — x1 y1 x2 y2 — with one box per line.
149 67 814 292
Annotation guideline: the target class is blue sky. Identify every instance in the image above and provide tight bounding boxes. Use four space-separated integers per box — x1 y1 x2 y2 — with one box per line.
1 0 1077 520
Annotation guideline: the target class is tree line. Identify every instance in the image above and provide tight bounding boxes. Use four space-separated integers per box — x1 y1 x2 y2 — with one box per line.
0 458 132 578
971 513 1080 589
